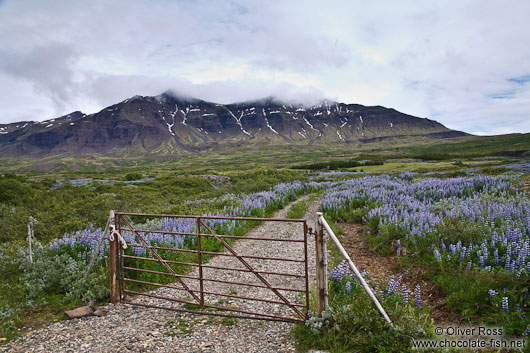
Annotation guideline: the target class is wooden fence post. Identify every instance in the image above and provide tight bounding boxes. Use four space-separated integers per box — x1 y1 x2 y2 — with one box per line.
27 222 33 265
315 212 329 317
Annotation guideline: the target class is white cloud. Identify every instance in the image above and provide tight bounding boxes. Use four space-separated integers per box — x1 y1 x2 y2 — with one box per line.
0 0 529 135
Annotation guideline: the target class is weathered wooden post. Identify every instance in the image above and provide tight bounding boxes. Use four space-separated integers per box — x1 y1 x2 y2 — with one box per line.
85 210 114 278
315 212 329 317
27 216 38 265
27 222 33 265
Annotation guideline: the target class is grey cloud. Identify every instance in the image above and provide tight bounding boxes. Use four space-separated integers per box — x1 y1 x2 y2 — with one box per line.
0 43 79 109
84 73 326 108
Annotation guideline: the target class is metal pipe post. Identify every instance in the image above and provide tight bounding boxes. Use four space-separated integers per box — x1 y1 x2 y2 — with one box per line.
317 212 392 324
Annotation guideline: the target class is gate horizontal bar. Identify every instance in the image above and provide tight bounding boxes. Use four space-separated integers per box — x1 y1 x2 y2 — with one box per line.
124 302 303 323
115 212 306 223
123 289 306 321
122 255 305 278
126 244 304 262
123 278 305 307
122 266 305 292
120 229 305 243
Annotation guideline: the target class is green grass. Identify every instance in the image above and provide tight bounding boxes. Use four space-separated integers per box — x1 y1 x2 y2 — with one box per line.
164 319 193 336
2 131 528 174
286 200 308 219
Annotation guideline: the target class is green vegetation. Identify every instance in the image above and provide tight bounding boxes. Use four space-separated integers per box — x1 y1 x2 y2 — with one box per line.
292 159 383 170
0 169 305 244
123 172 143 181
164 319 193 336
1 132 528 174
0 135 528 344
286 200 308 219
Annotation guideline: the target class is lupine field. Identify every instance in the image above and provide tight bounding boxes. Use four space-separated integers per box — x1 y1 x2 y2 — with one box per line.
49 181 322 262
319 173 530 337
1 161 530 348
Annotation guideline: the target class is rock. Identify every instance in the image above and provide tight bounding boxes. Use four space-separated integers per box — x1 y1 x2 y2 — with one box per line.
64 305 94 319
93 308 108 317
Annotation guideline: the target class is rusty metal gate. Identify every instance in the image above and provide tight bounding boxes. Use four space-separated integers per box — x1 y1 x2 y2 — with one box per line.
109 212 310 323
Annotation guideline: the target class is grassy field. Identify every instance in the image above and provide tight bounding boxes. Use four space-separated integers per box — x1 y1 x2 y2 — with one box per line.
1 132 528 173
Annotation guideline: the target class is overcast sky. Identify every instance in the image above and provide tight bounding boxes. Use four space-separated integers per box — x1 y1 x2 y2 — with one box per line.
1 0 529 135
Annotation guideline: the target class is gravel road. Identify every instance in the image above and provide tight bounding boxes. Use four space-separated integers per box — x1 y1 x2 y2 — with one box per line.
1 196 321 353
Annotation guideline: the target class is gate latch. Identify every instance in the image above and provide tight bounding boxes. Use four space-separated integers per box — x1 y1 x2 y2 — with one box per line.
109 224 127 249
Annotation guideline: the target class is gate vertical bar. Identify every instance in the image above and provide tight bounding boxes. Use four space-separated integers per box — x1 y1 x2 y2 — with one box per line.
315 213 328 317
109 216 118 303
303 221 310 319
197 217 204 305
118 215 124 301
119 245 124 300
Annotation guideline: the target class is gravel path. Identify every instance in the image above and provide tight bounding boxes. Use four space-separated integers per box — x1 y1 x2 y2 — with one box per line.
1 196 321 353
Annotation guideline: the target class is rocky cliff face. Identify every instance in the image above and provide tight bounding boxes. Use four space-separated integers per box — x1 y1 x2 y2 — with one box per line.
0 92 467 156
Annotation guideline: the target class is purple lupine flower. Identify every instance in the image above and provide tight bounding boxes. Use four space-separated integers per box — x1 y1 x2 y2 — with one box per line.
385 276 395 297
402 285 409 304
460 248 466 263
346 281 351 294
494 249 499 266
502 297 509 314
414 285 421 310
434 249 442 263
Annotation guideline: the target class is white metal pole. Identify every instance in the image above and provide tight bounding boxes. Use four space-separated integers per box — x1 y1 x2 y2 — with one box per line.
317 212 392 324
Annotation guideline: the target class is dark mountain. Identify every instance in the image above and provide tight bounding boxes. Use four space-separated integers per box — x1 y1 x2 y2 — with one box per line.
0 91 468 157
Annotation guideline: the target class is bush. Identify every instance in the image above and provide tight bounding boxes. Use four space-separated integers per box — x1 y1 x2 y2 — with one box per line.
123 173 143 181
18 244 108 305
230 169 306 193
0 178 33 206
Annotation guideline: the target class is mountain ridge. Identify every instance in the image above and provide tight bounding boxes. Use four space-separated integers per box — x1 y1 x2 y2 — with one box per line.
0 91 469 157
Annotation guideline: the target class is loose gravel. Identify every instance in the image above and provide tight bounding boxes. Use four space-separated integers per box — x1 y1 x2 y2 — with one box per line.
1 195 321 353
